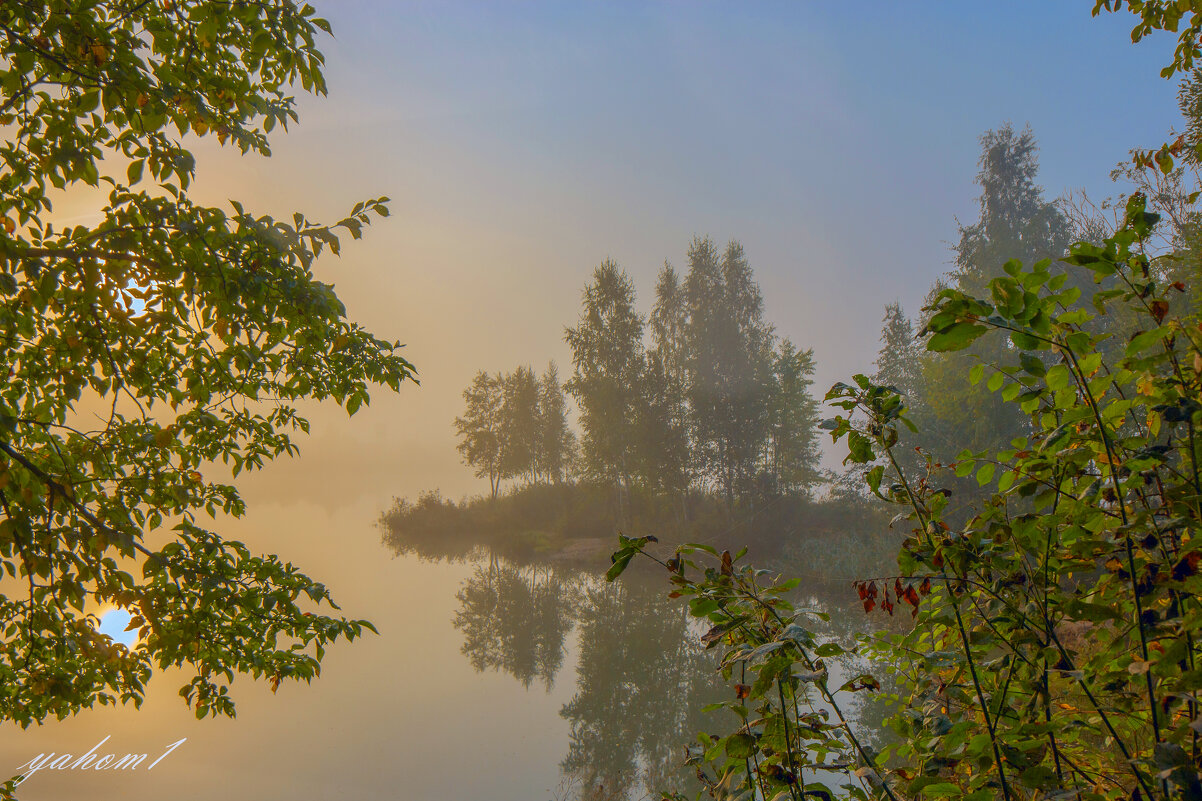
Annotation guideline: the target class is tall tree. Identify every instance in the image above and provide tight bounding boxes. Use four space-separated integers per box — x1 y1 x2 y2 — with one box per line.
537 362 576 484
565 260 645 521
455 371 505 499
765 340 820 496
685 238 775 510
0 0 413 725
953 124 1072 294
642 263 692 505
871 303 926 477
499 366 542 486
921 125 1072 459
873 302 921 399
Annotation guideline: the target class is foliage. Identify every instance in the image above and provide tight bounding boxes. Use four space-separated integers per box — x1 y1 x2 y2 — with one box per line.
500 365 542 485
645 262 693 501
458 240 824 523
455 370 506 500
685 238 778 509
823 198 1202 799
1095 0 1202 78
766 340 821 496
607 536 894 801
611 202 1202 800
0 0 413 730
566 259 646 519
454 363 576 498
539 362 577 484
915 125 1073 466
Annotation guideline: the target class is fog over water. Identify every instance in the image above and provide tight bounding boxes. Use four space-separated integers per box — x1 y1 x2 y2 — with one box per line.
143 1 1178 504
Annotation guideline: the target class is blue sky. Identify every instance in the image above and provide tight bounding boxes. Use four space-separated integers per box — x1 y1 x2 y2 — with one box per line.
206 2 1188 500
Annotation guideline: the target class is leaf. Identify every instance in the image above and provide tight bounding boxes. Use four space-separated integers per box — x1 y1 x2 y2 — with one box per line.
701 617 748 648
725 732 756 759
1150 299 1170 323
927 322 987 352
814 642 845 657
1019 352 1046 377
1045 364 1071 392
606 549 635 582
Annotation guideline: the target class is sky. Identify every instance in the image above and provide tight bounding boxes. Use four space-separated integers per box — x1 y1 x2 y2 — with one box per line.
181 1 1185 507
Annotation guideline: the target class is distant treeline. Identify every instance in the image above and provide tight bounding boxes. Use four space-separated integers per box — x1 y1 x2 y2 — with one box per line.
389 121 1202 563
455 236 822 524
863 122 1201 521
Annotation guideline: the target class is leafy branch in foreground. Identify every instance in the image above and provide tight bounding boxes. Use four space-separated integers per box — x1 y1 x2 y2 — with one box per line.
0 0 414 735
613 195 1202 800
823 195 1202 800
608 535 895 801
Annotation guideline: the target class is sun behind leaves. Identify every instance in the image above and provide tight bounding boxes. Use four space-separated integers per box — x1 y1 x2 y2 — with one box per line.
0 0 415 735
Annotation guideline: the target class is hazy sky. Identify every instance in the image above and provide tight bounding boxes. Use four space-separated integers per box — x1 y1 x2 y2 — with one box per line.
187 2 1183 507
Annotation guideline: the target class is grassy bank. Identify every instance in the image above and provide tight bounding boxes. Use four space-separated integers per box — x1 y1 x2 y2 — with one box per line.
378 481 900 578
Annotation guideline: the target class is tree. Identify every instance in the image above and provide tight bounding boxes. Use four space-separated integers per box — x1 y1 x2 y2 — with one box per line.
0 1 414 727
920 125 1072 459
765 339 820 496
684 237 775 510
565 260 644 521
536 362 575 485
455 371 505 500
1094 0 1202 78
644 263 692 509
869 302 926 478
499 365 541 485
872 302 921 400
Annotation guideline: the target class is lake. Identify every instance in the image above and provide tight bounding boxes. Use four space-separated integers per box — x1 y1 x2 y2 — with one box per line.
0 494 893 801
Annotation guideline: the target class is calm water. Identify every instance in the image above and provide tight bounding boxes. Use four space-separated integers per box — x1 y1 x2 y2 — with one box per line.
0 495 890 801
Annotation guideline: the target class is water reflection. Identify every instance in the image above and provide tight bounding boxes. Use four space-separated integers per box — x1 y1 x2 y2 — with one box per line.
559 578 719 800
448 552 724 799
426 536 903 801
454 559 572 691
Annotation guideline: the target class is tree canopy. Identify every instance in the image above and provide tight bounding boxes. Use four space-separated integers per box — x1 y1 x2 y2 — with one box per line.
0 0 414 727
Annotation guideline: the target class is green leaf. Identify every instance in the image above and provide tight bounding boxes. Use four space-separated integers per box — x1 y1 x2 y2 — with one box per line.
1019 352 1045 377
1045 364 1071 392
725 732 756 759
927 322 987 352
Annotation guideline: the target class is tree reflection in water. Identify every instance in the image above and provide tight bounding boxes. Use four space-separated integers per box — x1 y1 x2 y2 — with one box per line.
450 553 722 799
559 576 720 800
454 555 572 690
438 544 900 800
